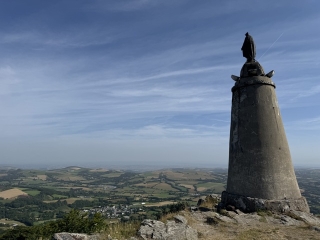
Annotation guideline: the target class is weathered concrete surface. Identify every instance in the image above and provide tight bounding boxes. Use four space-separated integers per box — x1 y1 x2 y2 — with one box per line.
226 75 304 206
240 61 265 78
220 191 309 213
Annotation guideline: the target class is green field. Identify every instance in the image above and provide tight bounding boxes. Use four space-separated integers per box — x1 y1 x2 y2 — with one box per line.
23 189 41 196
196 182 225 193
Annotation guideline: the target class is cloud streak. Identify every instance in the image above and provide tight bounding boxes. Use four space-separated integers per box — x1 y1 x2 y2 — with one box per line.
0 1 319 166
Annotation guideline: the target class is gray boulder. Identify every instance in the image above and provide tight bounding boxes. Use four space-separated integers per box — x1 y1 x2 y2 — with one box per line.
278 215 304 226
137 215 198 240
53 232 100 240
197 195 220 208
287 210 320 226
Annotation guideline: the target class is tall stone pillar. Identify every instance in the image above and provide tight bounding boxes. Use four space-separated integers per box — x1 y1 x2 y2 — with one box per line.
220 33 309 213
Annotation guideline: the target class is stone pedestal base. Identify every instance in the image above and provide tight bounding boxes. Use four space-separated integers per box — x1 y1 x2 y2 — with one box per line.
219 191 310 213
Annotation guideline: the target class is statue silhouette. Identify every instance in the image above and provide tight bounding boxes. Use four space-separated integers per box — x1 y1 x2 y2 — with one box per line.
241 32 256 62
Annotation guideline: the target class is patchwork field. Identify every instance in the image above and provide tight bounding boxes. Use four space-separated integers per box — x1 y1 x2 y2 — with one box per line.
0 166 319 229
135 182 159 188
0 188 28 199
179 184 194 190
22 189 41 196
37 175 47 180
145 201 177 206
152 183 177 191
89 168 109 172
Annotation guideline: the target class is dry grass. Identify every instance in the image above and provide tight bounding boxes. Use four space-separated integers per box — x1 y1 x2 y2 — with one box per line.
0 218 26 226
163 171 188 180
89 168 109 172
65 198 80 204
152 183 177 191
212 225 320 240
159 211 196 227
37 174 47 180
70 167 81 170
60 186 91 191
177 211 320 240
43 200 58 203
0 188 28 199
197 187 207 192
96 209 320 240
198 195 220 209
134 182 158 188
65 197 94 204
159 212 176 223
100 221 141 240
145 201 176 207
179 184 195 190
101 172 123 178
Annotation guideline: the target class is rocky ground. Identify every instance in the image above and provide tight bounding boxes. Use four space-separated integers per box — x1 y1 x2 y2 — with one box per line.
54 195 320 240
185 209 320 240
134 208 320 240
54 209 320 240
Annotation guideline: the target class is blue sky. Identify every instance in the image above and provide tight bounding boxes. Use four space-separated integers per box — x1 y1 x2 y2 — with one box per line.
0 0 319 168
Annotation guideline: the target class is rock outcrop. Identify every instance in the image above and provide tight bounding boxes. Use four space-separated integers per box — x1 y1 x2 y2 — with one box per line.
53 232 100 240
137 215 198 240
189 205 320 239
53 196 320 240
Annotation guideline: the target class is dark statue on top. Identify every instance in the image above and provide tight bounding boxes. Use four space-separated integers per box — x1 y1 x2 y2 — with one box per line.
241 32 256 62
231 32 274 81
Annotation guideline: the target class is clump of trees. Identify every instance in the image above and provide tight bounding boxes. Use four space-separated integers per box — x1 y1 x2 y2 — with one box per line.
0 196 109 226
0 209 105 240
132 201 189 221
0 202 190 239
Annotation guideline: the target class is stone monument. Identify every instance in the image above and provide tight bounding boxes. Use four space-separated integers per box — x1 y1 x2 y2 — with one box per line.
220 33 309 213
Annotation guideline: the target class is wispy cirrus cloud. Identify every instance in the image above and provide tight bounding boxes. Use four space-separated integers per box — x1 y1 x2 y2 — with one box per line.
0 0 319 166
286 116 320 131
